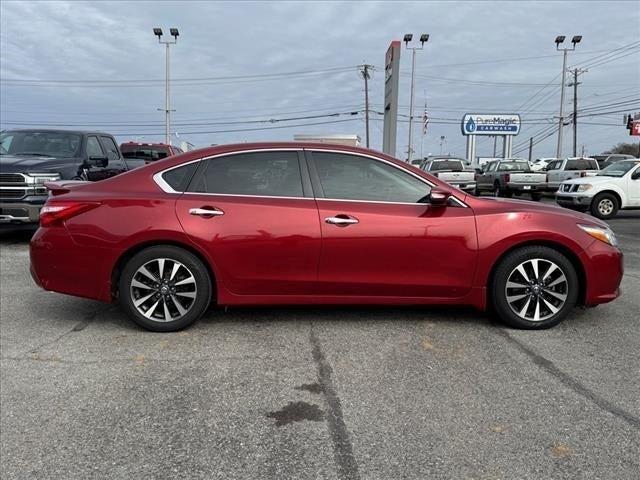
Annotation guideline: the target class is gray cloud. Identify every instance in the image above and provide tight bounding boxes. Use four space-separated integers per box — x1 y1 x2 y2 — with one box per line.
1 0 638 158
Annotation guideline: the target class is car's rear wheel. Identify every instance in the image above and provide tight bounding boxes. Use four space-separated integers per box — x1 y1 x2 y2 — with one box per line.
491 246 578 329
119 246 212 332
590 192 618 220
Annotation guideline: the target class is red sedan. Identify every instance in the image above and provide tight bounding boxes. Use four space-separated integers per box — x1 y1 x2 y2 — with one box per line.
30 143 623 332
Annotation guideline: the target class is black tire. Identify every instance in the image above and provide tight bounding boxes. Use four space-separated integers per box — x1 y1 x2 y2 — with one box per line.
590 192 618 220
503 189 513 198
493 182 502 197
531 192 542 201
119 246 212 332
491 246 578 329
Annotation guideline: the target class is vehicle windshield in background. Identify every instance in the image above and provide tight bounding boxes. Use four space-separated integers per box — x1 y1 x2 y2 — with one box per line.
120 144 171 161
498 161 529 171
0 131 81 158
430 160 464 171
597 160 639 177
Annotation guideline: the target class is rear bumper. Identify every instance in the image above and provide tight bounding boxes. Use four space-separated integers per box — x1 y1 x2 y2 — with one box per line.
506 182 546 192
30 226 117 302
580 240 623 306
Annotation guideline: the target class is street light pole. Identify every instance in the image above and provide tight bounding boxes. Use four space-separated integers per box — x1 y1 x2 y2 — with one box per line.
154 27 179 145
403 33 429 162
554 35 581 159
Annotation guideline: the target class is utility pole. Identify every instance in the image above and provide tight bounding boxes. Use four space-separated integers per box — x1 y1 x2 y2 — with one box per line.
568 68 587 157
493 136 497 157
528 137 533 162
154 27 179 145
554 35 582 159
359 64 374 148
403 34 429 162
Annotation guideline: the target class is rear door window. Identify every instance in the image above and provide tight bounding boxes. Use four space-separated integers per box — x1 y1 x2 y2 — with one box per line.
189 151 304 197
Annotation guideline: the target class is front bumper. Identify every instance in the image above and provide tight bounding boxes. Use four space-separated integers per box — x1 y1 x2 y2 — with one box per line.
556 193 592 208
0 197 46 224
580 239 623 306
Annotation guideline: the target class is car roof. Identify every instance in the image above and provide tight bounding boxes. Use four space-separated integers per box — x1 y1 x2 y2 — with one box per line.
2 128 113 136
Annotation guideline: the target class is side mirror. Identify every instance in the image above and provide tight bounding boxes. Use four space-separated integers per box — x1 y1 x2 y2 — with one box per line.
89 156 108 168
430 189 450 206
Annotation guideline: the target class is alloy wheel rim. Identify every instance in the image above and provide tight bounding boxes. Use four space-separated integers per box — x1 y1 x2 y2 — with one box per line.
504 258 568 322
130 258 197 322
598 199 613 215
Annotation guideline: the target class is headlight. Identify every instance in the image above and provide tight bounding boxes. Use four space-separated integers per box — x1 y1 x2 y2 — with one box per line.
24 173 61 195
577 224 618 247
26 173 62 185
576 184 592 192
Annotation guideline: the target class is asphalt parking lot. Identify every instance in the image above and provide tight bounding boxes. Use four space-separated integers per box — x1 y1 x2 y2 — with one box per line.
1 206 639 480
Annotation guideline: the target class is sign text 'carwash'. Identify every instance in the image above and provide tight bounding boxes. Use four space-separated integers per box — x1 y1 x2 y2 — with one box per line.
461 114 521 136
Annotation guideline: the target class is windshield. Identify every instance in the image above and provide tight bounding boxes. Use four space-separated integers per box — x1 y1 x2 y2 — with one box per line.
430 160 464 171
120 144 171 161
597 160 639 177
498 161 529 171
0 131 81 158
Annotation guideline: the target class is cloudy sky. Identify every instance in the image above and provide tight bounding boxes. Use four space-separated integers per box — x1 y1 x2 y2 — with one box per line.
1 0 639 159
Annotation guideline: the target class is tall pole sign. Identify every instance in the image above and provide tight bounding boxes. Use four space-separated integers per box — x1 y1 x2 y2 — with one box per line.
383 41 401 156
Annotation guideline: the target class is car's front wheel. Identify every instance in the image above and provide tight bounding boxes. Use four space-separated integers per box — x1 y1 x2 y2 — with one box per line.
590 192 618 220
491 246 578 329
119 246 212 332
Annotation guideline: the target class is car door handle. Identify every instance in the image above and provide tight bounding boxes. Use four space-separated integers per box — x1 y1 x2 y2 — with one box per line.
325 215 358 226
189 207 224 217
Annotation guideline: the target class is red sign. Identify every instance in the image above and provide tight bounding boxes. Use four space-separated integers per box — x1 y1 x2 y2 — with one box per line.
632 121 640 136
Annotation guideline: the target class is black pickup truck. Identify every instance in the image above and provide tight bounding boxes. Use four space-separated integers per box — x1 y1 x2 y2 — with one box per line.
0 129 131 227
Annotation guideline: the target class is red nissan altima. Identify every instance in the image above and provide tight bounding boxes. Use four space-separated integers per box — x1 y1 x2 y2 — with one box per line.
30 143 623 332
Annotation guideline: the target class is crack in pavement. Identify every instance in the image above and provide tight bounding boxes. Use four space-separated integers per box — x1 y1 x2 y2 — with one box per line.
495 328 640 430
309 324 360 480
22 305 115 356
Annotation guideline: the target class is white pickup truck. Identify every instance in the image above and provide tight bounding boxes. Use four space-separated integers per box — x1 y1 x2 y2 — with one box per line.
545 157 599 191
555 159 640 219
420 157 476 193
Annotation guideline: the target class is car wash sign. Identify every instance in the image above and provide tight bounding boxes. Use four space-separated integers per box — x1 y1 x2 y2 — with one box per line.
461 114 521 136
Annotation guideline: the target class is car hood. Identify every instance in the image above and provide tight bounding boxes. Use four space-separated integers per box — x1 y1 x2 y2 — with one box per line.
469 196 609 228
0 154 79 173
562 175 617 185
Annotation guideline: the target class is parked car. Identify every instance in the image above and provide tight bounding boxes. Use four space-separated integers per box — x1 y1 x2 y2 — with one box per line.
119 142 183 169
592 153 636 170
0 129 129 227
530 157 557 171
420 157 476 193
544 157 599 191
475 159 546 200
556 159 640 219
30 143 622 332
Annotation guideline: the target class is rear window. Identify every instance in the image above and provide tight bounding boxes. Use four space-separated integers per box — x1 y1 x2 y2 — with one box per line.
498 161 529 171
429 160 464 171
161 162 198 192
121 144 172 161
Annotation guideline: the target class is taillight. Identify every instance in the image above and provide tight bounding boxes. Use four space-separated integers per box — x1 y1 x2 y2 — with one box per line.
40 202 100 227
504 173 510 182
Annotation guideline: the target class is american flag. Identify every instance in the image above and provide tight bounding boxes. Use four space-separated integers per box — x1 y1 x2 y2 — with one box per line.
422 102 429 134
